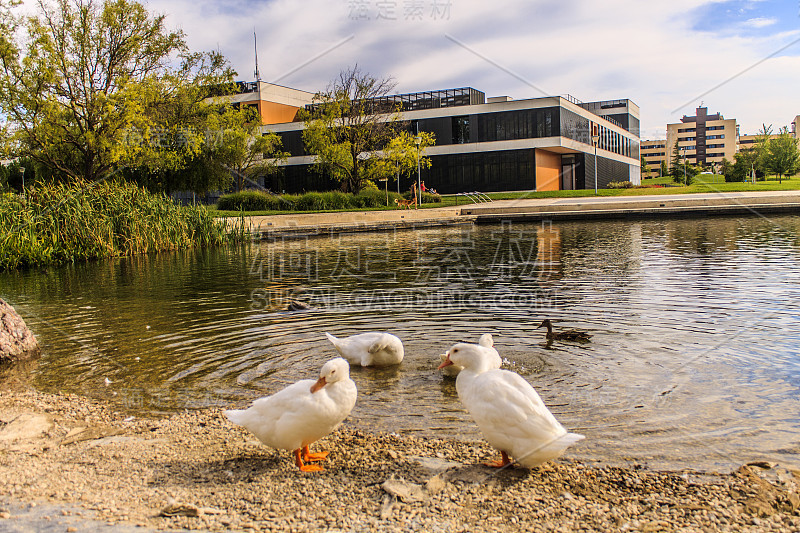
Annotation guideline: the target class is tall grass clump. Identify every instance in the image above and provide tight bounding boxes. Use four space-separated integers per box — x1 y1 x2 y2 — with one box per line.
0 180 235 271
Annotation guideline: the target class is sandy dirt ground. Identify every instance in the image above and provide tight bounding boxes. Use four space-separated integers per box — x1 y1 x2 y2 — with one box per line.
1 389 799 532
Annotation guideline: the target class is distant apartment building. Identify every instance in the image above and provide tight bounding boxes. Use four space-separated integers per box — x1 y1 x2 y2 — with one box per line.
641 111 799 179
665 106 737 171
640 140 667 177
738 113 800 149
738 133 779 149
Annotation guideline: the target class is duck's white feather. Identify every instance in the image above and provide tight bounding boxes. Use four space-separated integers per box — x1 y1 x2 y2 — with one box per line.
325 332 404 366
447 343 583 467
225 358 356 451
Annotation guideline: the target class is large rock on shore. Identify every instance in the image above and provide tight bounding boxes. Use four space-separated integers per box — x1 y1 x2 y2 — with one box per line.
0 298 40 363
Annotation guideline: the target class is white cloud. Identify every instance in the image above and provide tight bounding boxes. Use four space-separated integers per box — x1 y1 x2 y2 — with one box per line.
742 17 777 28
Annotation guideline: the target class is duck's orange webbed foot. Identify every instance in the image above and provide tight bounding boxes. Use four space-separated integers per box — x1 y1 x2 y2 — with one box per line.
301 445 329 462
484 451 512 468
294 449 324 472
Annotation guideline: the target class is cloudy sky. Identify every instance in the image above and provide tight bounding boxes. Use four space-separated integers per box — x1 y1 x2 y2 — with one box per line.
22 0 800 139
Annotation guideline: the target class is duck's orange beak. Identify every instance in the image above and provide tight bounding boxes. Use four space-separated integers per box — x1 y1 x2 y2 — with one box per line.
310 376 326 393
438 355 453 369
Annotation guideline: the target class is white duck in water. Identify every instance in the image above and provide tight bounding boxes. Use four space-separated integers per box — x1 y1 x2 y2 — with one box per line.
439 334 501 377
224 358 357 472
324 332 404 367
439 343 584 468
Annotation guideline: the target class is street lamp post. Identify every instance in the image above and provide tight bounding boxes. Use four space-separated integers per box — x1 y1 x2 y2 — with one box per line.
591 128 600 195
414 135 421 209
380 178 388 206
19 167 25 199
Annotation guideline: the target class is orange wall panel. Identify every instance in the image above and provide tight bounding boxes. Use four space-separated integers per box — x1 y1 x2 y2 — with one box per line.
535 149 561 191
259 101 302 125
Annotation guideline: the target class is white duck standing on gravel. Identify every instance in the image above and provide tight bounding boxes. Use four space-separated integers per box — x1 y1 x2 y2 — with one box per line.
438 342 584 468
439 333 501 377
325 332 404 367
224 358 357 472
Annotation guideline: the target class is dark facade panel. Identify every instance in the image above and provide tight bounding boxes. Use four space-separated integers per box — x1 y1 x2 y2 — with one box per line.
416 117 453 145
451 116 470 144
560 109 591 144
409 107 563 145
265 164 339 194
601 113 640 137
473 107 560 142
276 130 306 157
584 154 631 188
279 104 634 158
422 149 535 194
268 149 627 194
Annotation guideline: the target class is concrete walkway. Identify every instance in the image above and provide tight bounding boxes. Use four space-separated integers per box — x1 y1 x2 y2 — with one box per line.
232 190 800 238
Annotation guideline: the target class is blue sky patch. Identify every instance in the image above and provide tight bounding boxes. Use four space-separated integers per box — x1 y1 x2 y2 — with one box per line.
691 0 800 39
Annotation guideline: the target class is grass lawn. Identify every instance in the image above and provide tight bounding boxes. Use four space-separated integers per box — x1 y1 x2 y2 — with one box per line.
211 174 800 217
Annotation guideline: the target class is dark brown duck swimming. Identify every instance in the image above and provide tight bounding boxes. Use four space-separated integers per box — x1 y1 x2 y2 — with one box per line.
538 319 591 342
287 300 313 311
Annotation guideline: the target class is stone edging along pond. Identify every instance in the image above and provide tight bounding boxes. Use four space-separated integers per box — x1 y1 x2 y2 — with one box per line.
231 191 800 240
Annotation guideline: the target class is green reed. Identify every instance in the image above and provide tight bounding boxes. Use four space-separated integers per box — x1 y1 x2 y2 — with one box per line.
0 180 241 271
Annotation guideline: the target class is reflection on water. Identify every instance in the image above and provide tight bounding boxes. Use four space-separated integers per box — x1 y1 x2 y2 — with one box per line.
2 216 800 471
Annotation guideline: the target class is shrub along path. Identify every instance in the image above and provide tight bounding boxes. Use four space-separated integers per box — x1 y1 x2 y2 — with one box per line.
214 176 800 217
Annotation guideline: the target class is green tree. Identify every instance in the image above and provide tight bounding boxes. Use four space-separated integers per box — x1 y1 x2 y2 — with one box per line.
765 126 800 183
660 160 668 178
669 141 684 183
683 164 699 186
727 148 760 183
754 123 773 178
669 140 698 185
0 0 232 184
720 157 733 178
377 130 435 193
0 162 8 191
201 105 287 192
301 65 405 193
0 1 21 63
640 155 651 177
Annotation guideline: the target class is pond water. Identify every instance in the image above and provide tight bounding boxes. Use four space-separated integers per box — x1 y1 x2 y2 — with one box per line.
2 215 800 471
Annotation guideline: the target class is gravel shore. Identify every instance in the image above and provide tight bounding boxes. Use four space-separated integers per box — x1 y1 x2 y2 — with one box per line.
1 389 799 532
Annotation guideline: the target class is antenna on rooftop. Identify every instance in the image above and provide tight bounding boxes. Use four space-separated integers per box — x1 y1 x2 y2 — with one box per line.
254 31 261 83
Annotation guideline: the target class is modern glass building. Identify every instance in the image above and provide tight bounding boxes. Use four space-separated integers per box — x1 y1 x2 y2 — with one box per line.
259 87 641 194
